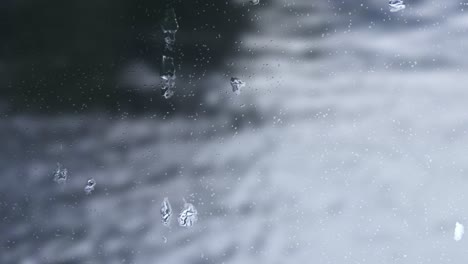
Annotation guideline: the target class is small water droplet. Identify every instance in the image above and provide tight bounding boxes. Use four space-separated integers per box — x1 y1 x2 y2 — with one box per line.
250 0 260 5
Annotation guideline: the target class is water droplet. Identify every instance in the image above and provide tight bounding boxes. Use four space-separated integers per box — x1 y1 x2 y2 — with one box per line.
160 197 172 226
162 236 168 243
389 0 405 12
84 178 96 195
178 201 198 227
53 163 68 184
454 222 464 241
250 0 260 5
230 77 246 95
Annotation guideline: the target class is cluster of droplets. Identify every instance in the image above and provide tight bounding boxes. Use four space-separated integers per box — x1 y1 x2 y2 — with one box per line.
53 164 98 195
52 165 198 227
160 197 198 228
158 1 404 99
389 0 405 12
160 7 179 99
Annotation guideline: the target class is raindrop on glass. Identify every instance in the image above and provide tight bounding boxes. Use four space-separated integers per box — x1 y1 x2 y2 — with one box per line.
84 178 96 195
389 0 405 12
161 197 172 226
230 77 246 95
250 0 260 5
178 201 198 227
53 163 68 184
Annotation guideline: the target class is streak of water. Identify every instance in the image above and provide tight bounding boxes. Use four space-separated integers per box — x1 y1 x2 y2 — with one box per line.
160 7 179 98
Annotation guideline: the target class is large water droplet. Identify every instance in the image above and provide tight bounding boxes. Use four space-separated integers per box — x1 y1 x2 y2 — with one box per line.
178 202 198 227
230 77 246 95
389 0 405 12
53 163 68 184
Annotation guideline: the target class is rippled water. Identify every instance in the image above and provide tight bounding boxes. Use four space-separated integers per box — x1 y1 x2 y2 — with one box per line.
3 0 468 263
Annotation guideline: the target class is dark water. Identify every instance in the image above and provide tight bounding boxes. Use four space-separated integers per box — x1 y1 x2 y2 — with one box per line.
3 0 468 263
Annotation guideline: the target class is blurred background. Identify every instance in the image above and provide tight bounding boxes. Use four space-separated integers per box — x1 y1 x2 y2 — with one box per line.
2 0 468 263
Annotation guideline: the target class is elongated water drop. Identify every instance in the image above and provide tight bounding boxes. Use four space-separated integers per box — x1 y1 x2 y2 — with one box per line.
160 7 179 98
162 9 178 50
161 197 172 226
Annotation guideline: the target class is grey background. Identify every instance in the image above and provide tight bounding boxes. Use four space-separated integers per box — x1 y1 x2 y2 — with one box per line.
2 0 468 263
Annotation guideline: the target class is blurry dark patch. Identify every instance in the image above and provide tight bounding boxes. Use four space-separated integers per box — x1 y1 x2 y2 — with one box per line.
0 0 249 114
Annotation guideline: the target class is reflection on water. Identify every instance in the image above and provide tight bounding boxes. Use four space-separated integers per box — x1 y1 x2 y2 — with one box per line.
3 0 468 263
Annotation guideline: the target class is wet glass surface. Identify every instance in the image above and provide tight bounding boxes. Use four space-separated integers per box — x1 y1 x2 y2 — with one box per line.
2 0 468 263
